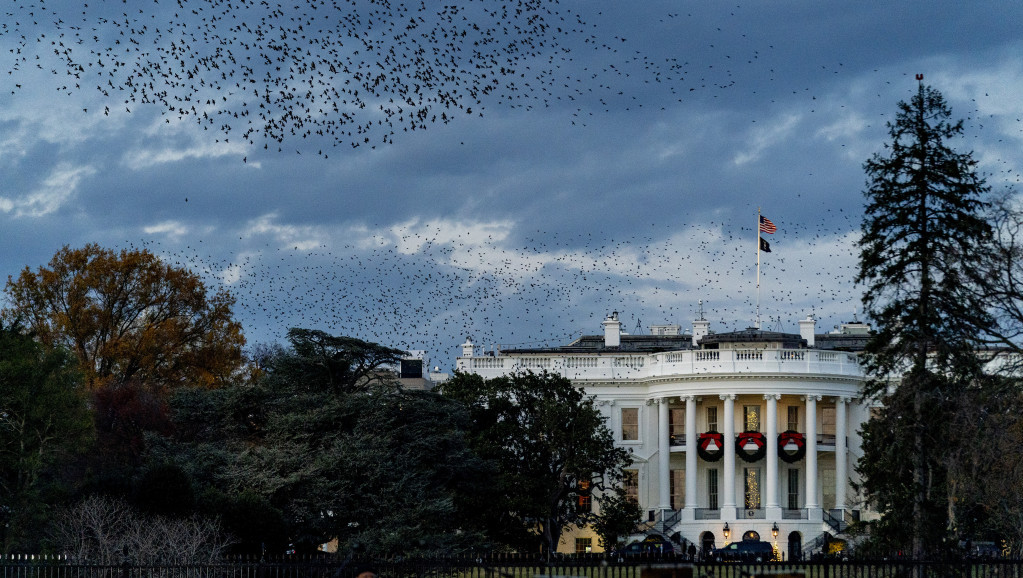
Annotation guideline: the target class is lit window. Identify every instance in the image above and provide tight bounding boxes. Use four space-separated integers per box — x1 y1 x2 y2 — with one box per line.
575 537 592 554
744 405 761 431
577 480 592 513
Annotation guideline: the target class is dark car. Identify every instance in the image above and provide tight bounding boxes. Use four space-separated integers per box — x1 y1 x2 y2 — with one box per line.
710 540 775 562
615 535 679 559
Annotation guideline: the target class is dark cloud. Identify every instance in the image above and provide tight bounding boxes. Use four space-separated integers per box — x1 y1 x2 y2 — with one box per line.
1 1 1022 368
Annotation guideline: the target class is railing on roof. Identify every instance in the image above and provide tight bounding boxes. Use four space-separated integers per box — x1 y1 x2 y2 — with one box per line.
457 348 861 380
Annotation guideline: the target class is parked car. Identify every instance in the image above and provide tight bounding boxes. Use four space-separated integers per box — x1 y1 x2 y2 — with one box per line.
614 535 680 559
710 540 776 562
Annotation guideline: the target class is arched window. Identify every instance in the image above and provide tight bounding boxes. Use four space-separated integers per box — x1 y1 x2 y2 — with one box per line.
700 531 716 557
787 531 803 561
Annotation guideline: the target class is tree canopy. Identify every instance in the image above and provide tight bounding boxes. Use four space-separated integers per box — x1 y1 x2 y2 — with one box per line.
4 244 245 391
440 370 635 555
148 328 488 557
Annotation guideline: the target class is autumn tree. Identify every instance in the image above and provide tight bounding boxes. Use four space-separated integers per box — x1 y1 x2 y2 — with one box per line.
855 80 997 558
440 370 634 556
4 244 245 391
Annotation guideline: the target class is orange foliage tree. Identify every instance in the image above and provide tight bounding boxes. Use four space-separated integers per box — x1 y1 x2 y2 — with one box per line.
4 244 244 391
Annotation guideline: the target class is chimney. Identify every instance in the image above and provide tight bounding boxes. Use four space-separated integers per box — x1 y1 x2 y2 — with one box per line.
602 312 621 348
461 337 474 358
692 318 710 347
799 316 816 347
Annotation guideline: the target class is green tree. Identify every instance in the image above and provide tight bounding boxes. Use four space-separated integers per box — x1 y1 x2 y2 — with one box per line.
0 323 93 551
440 370 633 556
4 244 245 391
855 80 996 558
590 486 642 551
150 329 489 557
271 328 408 392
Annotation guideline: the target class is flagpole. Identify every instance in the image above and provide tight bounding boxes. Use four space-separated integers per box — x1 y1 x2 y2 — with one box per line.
756 207 761 330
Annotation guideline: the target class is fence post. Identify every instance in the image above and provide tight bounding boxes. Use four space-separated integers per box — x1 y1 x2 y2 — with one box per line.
121 546 131 578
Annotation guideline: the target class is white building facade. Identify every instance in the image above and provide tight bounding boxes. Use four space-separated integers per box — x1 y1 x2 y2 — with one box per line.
455 312 873 559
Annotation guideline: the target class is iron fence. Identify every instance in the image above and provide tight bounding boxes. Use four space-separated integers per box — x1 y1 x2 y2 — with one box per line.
0 555 1020 578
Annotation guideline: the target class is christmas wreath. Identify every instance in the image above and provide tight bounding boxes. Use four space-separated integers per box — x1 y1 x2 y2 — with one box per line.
697 431 724 462
735 431 767 462
778 430 806 463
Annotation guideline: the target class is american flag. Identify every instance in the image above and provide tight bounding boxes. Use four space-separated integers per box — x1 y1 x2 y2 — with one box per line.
759 215 777 234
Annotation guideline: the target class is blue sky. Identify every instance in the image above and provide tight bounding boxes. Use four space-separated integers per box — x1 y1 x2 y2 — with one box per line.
2 1 1022 369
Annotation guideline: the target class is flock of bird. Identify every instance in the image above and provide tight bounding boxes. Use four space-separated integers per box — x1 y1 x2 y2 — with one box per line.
134 211 863 365
4 1 1022 364
1 0 723 155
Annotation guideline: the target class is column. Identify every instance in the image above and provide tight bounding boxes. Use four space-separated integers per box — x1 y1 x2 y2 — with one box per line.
721 394 736 517
658 398 671 511
684 396 698 515
835 397 848 510
764 394 780 512
805 395 820 517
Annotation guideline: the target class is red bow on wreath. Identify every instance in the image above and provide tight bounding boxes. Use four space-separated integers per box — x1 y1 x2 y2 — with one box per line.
735 431 767 462
778 430 806 463
697 432 724 462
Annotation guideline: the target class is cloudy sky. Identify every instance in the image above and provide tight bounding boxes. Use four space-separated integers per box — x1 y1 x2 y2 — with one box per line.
2 0 1021 369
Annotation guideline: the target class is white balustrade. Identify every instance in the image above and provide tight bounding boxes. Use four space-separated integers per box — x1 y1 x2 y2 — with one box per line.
458 348 862 381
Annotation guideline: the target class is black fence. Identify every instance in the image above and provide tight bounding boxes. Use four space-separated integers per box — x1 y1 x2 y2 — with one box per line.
0 555 1020 578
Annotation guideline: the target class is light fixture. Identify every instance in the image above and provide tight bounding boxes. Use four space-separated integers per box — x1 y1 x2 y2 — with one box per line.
772 523 779 539
723 522 730 540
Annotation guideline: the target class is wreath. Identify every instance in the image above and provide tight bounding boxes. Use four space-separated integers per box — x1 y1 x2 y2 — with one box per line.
697 431 724 462
735 431 767 462
778 430 806 463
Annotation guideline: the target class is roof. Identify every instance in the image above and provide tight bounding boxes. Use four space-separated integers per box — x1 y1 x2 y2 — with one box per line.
499 326 871 355
502 333 695 354
699 328 806 348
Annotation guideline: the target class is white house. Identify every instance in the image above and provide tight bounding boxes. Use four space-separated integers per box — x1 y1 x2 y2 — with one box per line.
455 311 874 559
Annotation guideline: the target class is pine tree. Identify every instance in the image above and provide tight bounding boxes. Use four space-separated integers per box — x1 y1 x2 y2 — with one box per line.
856 79 995 558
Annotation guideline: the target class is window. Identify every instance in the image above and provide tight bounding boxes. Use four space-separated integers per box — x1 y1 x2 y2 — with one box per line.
624 469 639 505
787 405 799 431
744 467 761 509
670 407 685 443
670 469 685 509
821 407 836 444
707 469 718 510
575 537 592 554
822 407 836 435
707 406 718 431
666 405 683 433
744 405 761 431
787 469 800 510
577 480 592 513
822 467 836 510
621 408 639 441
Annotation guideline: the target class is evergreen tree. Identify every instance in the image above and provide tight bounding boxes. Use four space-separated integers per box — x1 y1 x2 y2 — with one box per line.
855 79 996 558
